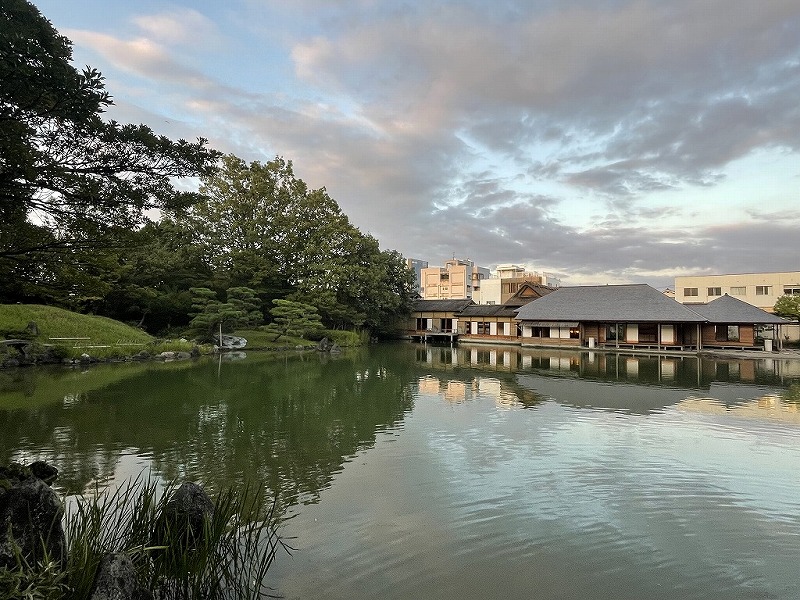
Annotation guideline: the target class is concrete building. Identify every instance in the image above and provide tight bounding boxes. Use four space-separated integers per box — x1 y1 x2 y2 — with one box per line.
405 258 428 297
421 258 489 300
674 272 800 311
477 264 559 305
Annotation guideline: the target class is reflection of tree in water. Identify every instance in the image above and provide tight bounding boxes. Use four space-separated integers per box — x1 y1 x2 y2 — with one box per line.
783 384 800 404
0 347 419 509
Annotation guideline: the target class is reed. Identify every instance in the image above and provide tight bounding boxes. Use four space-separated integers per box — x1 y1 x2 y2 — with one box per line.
1 476 291 599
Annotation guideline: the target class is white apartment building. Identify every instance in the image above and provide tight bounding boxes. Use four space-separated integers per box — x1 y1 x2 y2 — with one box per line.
477 264 559 305
674 271 800 311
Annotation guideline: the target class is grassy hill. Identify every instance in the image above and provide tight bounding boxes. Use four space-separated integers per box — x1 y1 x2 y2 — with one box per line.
0 304 153 346
0 305 364 363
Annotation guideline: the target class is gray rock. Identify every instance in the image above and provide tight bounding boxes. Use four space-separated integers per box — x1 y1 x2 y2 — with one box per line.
25 321 39 336
29 461 58 485
88 552 153 600
0 466 65 569
153 482 214 551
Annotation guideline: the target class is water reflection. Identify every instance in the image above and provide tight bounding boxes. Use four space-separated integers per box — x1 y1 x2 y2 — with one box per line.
413 344 800 416
2 344 798 502
0 347 418 504
3 343 800 599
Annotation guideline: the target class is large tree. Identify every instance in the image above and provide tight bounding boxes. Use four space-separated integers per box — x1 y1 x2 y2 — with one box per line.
188 154 416 335
94 219 213 333
0 0 219 302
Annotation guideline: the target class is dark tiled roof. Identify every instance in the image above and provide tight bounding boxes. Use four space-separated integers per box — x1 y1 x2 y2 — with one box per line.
689 294 789 324
504 283 556 307
458 304 518 318
515 284 706 323
412 299 475 313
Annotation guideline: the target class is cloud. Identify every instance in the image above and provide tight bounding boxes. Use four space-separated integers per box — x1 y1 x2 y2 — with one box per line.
67 29 217 91
132 9 222 48
57 0 800 285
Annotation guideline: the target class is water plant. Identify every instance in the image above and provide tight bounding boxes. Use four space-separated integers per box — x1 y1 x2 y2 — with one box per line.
1 476 291 599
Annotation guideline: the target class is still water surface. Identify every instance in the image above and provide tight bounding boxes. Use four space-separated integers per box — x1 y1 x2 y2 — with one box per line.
2 344 800 599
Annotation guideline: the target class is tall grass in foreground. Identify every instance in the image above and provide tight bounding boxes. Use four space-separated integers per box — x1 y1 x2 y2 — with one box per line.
62 477 292 599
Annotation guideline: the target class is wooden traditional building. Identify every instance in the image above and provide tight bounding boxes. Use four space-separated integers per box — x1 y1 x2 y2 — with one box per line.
459 282 554 343
515 284 707 350
689 294 788 350
408 299 474 342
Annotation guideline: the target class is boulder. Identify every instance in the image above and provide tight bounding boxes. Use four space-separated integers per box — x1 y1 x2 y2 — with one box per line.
88 552 153 600
25 321 39 337
0 463 65 569
153 482 214 550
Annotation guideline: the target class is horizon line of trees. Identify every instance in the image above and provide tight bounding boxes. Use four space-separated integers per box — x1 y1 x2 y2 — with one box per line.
0 0 415 338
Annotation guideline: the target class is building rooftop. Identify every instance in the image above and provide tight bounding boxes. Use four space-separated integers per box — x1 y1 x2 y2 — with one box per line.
689 294 788 324
515 284 707 323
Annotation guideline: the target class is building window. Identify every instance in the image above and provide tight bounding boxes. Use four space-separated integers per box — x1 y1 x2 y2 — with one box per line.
477 322 491 335
569 327 580 339
639 323 658 343
532 327 550 338
416 318 426 330
730 286 746 295
755 286 772 295
606 324 625 341
684 288 698 297
715 325 740 342
707 287 721 296
784 286 800 296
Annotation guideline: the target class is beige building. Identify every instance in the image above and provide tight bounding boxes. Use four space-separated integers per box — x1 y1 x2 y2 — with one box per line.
477 264 548 305
674 272 800 311
421 259 489 300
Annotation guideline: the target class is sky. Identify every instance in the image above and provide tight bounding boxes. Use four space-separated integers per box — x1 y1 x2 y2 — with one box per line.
30 0 800 288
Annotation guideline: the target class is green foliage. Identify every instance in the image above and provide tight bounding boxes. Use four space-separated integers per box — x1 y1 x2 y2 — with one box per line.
0 553 69 600
57 477 290 600
94 220 213 334
187 155 415 334
227 287 263 328
0 1 220 304
263 299 324 342
774 295 800 321
188 287 262 340
324 329 368 347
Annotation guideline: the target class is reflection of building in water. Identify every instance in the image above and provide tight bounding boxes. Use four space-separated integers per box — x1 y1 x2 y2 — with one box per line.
415 374 529 407
444 380 467 403
677 395 800 424
413 343 798 393
418 376 442 395
416 376 471 403
477 377 523 409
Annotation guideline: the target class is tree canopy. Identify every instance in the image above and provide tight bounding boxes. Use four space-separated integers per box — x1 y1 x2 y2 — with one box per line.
184 154 416 335
0 0 220 301
774 295 800 322
1 2 415 338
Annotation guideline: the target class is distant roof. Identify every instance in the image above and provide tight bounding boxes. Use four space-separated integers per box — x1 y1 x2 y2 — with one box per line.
458 304 518 318
504 282 556 307
689 294 788 324
515 284 707 323
412 299 474 312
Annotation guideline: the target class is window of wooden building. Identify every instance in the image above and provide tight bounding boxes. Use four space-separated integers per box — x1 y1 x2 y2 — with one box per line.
715 325 740 341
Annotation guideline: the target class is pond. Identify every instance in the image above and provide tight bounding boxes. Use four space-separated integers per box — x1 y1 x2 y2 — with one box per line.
2 343 800 599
